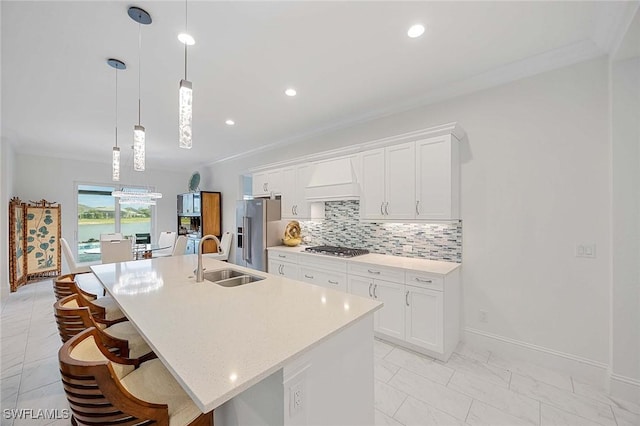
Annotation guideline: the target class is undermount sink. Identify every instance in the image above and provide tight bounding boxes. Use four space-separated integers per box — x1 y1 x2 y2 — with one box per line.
202 269 265 287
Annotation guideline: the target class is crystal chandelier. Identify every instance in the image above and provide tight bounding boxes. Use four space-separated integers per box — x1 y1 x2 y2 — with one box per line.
107 59 126 181
112 188 162 206
129 6 152 171
178 0 194 149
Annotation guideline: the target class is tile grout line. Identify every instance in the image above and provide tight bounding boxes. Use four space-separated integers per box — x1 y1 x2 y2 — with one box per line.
391 394 409 419
464 398 474 423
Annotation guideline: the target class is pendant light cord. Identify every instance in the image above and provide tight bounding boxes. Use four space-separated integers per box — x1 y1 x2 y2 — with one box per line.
115 67 118 148
184 0 188 80
138 21 142 125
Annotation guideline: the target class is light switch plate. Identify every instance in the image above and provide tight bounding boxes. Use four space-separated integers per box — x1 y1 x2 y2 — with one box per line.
576 244 596 258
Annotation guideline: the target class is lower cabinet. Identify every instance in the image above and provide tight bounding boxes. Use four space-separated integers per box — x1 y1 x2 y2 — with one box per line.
347 276 405 341
299 266 347 292
405 285 443 353
268 259 299 280
268 248 460 361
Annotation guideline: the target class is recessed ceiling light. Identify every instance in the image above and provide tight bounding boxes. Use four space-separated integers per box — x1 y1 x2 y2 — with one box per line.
178 33 195 45
225 119 235 126
407 24 425 38
285 88 297 97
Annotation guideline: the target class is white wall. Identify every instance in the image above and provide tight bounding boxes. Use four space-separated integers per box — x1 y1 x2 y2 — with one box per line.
0 141 15 299
611 55 640 399
205 57 612 376
11 154 190 280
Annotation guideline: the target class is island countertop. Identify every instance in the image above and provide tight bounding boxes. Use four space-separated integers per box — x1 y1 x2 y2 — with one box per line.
90 255 381 413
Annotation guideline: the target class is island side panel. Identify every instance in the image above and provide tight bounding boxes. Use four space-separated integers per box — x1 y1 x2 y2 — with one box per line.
284 313 375 426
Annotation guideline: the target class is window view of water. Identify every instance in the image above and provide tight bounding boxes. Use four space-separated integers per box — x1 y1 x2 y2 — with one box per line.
77 184 153 262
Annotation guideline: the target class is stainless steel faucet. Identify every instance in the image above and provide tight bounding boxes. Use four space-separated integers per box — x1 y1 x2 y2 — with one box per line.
196 234 222 282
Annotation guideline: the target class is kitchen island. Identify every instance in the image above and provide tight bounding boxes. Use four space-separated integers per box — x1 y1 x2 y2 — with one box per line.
90 255 381 425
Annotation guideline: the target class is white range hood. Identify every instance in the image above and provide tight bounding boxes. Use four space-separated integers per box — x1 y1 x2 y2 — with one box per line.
305 157 360 201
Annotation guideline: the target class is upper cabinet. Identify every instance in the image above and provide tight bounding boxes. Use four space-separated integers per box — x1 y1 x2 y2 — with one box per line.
361 136 459 221
252 169 282 197
415 136 459 220
281 164 325 220
250 123 464 222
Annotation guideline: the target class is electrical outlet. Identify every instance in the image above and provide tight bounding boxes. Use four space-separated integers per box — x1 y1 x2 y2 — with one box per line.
289 382 304 416
576 243 596 258
479 310 488 323
403 245 413 253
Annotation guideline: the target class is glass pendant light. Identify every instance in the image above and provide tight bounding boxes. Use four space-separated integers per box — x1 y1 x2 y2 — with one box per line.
179 0 194 149
128 6 152 171
107 59 126 181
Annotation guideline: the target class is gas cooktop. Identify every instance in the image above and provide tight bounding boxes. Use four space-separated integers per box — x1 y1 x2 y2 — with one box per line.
304 245 370 258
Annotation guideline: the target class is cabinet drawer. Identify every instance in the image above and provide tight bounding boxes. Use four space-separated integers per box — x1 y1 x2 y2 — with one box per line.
300 266 348 293
299 254 348 273
348 263 404 283
405 272 443 291
268 251 299 263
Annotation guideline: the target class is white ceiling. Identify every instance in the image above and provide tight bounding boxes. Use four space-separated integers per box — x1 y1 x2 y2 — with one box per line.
1 1 635 171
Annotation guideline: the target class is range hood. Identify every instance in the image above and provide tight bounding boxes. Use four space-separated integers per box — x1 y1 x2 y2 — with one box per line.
305 157 360 201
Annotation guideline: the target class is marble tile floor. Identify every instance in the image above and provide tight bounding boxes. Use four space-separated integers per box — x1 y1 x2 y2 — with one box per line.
1 280 639 426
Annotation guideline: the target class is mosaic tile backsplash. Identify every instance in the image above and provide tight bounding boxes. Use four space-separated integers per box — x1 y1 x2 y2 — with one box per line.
298 201 462 262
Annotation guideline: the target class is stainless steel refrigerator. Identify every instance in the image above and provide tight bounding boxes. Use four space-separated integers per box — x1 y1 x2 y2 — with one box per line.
235 199 283 271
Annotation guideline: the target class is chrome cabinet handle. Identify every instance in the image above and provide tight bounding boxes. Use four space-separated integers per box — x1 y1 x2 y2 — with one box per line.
294 205 298 215
292 206 295 215
406 291 410 306
384 202 389 215
416 200 420 215
278 254 286 258
368 283 373 297
328 280 338 285
367 269 381 275
380 202 384 215
414 277 433 283
304 274 314 279
373 284 378 298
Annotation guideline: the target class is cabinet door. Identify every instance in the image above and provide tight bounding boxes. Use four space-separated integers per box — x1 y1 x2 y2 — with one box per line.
361 148 386 220
385 142 416 219
348 276 373 299
294 164 313 218
299 266 322 287
373 280 405 340
415 136 458 220
268 260 299 280
252 172 268 196
280 167 296 219
405 285 443 353
267 169 283 194
182 193 193 214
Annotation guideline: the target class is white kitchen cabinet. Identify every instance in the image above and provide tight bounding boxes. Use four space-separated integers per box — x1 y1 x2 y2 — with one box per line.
360 149 386 220
268 259 299 280
347 274 404 340
415 136 460 220
281 164 324 220
372 279 405 340
299 266 347 293
361 142 415 220
252 169 283 197
385 142 416 219
405 285 443 353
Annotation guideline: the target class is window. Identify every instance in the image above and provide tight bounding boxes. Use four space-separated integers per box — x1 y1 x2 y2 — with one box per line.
76 184 154 262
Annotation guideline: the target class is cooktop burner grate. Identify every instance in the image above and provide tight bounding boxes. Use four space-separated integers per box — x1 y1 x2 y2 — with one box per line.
304 245 370 258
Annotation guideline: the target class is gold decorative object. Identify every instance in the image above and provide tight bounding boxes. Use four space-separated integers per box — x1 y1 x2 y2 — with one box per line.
283 220 302 247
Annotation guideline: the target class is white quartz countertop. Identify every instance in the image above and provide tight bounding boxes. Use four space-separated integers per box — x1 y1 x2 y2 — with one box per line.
90 255 381 413
267 246 461 275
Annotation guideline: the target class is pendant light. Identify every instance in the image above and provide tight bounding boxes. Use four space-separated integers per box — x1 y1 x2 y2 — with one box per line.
178 0 194 149
128 6 152 171
107 59 126 181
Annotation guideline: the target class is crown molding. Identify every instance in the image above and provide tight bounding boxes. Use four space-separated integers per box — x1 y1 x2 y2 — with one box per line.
594 0 640 55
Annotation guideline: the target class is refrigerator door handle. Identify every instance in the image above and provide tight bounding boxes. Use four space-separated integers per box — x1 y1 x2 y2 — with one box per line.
243 216 251 263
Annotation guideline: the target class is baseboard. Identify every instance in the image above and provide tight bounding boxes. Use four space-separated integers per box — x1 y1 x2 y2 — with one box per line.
464 327 609 387
609 373 640 403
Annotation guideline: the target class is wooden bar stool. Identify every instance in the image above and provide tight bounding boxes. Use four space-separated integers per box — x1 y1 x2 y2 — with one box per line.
54 294 154 361
59 328 213 426
54 273 125 323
